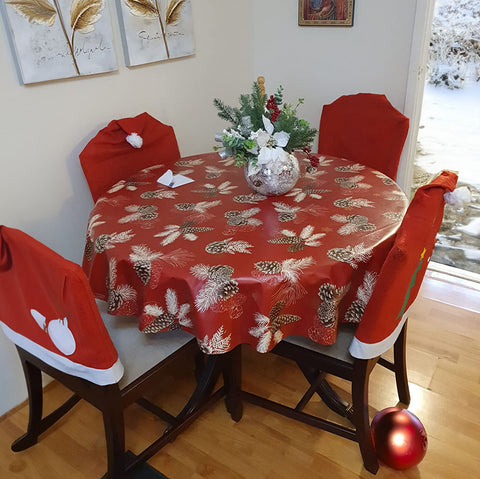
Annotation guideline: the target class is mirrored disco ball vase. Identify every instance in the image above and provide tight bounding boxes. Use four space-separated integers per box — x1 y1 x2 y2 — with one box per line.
371 407 428 470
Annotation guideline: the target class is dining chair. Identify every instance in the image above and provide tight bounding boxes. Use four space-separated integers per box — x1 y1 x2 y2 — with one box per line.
317 93 410 179
80 112 181 202
242 170 458 474
0 225 222 478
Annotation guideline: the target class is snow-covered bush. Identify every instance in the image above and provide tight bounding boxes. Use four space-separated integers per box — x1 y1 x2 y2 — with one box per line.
428 0 480 89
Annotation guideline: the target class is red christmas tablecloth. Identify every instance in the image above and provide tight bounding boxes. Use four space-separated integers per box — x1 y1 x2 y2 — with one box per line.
82 152 408 354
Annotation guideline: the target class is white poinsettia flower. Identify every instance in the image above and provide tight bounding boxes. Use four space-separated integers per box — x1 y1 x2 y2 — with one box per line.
255 129 271 148
262 115 275 135
258 146 285 165
261 115 290 147
274 131 290 148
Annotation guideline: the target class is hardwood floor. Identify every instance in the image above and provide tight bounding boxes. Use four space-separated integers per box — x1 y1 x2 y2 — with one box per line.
1 270 479 478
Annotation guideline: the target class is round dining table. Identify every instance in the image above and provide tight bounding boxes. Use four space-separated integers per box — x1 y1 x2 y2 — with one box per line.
82 151 408 356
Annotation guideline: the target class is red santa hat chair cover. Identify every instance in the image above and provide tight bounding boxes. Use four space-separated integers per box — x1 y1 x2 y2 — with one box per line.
350 170 458 359
241 171 458 474
0 225 123 384
318 93 409 180
80 112 180 202
0 225 214 477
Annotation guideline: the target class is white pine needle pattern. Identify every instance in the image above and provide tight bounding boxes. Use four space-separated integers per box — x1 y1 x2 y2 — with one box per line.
87 214 105 237
249 313 272 353
200 326 231 354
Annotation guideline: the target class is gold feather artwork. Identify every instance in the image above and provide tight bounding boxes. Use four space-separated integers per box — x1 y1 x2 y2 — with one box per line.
165 0 185 25
70 0 103 34
123 0 158 18
120 0 193 64
3 0 115 82
5 0 57 26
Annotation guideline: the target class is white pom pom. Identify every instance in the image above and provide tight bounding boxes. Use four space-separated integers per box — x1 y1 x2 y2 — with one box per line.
126 132 143 148
444 186 471 206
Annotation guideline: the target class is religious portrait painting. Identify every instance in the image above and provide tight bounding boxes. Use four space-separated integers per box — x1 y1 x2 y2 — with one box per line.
298 0 354 26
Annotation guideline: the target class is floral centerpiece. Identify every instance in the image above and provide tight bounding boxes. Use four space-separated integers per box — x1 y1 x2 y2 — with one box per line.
214 79 317 196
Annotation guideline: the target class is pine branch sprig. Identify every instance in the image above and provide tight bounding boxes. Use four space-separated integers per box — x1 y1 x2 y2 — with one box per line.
213 98 243 127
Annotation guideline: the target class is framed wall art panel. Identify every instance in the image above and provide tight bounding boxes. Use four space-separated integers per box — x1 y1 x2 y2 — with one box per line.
116 0 195 67
299 0 355 26
1 0 117 84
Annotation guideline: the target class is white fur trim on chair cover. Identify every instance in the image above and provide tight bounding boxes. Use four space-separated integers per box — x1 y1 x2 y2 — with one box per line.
0 321 124 386
348 313 408 360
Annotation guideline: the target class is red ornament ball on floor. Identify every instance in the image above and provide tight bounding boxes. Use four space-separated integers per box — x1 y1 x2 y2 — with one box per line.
371 407 428 470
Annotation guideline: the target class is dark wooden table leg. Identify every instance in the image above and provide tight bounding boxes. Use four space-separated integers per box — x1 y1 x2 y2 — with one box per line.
223 345 243 422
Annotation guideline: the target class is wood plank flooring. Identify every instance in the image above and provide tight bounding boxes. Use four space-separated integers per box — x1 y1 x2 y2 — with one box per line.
1 270 479 478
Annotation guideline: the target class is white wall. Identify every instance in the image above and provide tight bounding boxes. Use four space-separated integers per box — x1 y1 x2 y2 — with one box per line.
0 0 254 416
0 0 424 416
252 0 418 185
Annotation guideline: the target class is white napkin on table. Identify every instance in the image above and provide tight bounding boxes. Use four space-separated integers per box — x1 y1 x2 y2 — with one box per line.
157 169 194 188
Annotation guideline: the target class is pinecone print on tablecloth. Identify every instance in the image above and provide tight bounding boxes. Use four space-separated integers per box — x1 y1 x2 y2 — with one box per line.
270 301 301 333
143 312 176 333
273 202 300 222
335 163 365 173
333 197 374 209
206 240 229 254
334 175 371 190
225 212 247 226
138 205 158 220
94 234 111 253
279 212 296 222
383 211 404 221
328 247 354 263
175 203 195 211
219 280 239 300
233 193 267 204
182 221 213 235
133 260 151 285
317 283 349 327
84 239 94 261
208 264 234 283
344 299 365 323
318 283 336 302
205 238 253 255
108 289 123 312
327 244 371 269
318 300 336 327
254 261 282 275
269 236 305 252
308 321 337 344
344 271 377 323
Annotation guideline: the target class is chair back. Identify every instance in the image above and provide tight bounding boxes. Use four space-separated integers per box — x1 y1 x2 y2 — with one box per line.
0 226 123 385
349 171 458 359
318 93 409 179
80 112 180 202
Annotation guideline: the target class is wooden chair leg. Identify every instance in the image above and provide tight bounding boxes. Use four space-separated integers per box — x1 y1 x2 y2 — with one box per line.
102 398 126 479
11 357 43 451
393 323 411 406
352 359 379 475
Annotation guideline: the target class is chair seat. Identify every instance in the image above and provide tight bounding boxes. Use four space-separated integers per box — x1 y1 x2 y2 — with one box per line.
97 301 195 388
282 325 356 364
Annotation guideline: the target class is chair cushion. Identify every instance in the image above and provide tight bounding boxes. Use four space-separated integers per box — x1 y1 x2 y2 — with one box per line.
97 301 195 388
283 325 356 364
